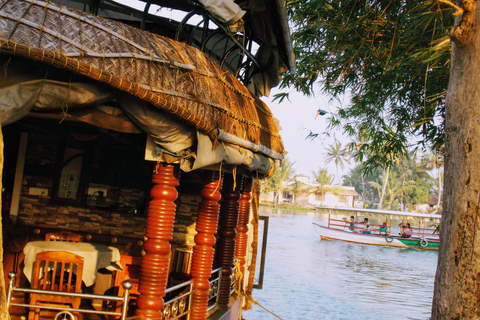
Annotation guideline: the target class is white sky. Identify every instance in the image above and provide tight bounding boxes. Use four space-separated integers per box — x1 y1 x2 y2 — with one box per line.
261 88 354 181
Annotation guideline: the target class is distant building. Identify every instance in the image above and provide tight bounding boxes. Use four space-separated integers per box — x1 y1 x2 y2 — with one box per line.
299 185 359 208
414 194 442 213
260 175 360 208
353 198 365 208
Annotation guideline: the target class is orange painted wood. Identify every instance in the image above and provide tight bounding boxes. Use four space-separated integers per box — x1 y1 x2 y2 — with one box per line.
190 171 223 320
114 255 142 313
135 163 179 320
235 176 252 282
45 232 83 242
215 173 241 306
29 251 84 320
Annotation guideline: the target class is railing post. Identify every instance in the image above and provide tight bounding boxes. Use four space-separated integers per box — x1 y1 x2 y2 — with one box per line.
7 272 16 311
120 281 132 320
187 282 193 320
136 163 179 320
215 172 242 306
190 171 223 320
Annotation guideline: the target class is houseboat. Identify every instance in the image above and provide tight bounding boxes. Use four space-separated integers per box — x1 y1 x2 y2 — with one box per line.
0 0 294 319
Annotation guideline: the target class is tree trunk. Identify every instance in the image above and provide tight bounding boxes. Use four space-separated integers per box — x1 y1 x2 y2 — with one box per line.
387 197 393 210
432 1 480 318
378 167 389 209
361 174 366 202
335 163 340 185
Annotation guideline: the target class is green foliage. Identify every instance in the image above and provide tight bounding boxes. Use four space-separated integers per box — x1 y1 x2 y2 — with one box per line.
384 170 416 209
345 152 435 209
343 164 380 204
411 185 430 204
312 168 333 185
263 158 295 205
421 149 443 211
391 201 401 211
289 178 312 204
282 0 454 171
325 140 350 183
311 168 333 203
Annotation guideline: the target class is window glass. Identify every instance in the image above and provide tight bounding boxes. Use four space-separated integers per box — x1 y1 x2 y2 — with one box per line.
57 148 83 200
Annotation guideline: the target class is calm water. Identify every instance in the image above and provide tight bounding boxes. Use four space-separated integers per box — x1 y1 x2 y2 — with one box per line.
242 210 438 320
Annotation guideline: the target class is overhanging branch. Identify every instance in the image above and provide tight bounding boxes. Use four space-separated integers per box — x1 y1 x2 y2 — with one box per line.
448 0 476 46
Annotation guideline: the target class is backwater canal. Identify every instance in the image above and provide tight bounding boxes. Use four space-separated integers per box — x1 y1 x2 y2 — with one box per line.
242 209 438 320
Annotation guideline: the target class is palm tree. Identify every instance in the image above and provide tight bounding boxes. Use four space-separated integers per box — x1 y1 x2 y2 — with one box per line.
312 168 333 185
325 141 349 185
311 168 333 205
290 178 310 204
346 133 369 200
268 158 295 206
368 169 390 209
383 171 416 210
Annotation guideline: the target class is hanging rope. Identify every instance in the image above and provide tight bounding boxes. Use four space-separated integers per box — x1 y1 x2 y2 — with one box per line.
233 261 285 320
245 296 285 320
211 161 223 196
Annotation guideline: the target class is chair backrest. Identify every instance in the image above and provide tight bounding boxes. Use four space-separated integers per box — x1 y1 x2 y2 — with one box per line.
8 271 133 320
29 251 84 320
45 232 83 242
31 251 84 293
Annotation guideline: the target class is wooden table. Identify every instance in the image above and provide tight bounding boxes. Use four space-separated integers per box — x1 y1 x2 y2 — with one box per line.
23 241 122 287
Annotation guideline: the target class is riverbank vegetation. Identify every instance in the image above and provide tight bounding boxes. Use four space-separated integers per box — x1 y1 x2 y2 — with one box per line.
262 150 443 213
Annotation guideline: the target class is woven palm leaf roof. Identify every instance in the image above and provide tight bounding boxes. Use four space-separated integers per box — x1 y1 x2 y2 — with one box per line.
0 0 284 157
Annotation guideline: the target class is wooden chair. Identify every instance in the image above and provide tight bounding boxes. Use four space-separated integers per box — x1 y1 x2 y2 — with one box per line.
45 232 83 242
114 255 141 314
29 251 84 320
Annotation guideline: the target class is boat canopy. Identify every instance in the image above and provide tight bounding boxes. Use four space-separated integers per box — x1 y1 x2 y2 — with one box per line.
0 0 287 175
320 206 442 219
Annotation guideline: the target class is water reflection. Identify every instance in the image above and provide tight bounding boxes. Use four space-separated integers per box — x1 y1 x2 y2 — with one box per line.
244 210 437 320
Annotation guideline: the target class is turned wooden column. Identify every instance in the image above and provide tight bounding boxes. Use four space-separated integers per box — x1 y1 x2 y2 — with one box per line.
215 173 242 306
136 163 179 320
235 176 252 283
190 171 223 320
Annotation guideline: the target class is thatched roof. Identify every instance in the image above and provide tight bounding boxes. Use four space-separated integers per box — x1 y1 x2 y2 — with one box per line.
0 0 284 158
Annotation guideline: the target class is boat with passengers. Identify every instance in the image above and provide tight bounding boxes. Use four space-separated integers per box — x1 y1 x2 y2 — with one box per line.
312 207 441 251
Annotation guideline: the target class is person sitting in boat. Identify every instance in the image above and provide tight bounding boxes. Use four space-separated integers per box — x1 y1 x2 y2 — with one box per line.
379 222 389 236
400 223 413 238
349 215 355 231
405 223 413 238
362 218 371 234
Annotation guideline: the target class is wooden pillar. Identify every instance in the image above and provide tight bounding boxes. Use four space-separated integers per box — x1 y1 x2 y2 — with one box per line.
215 173 242 306
190 171 223 320
235 176 252 284
136 163 179 320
